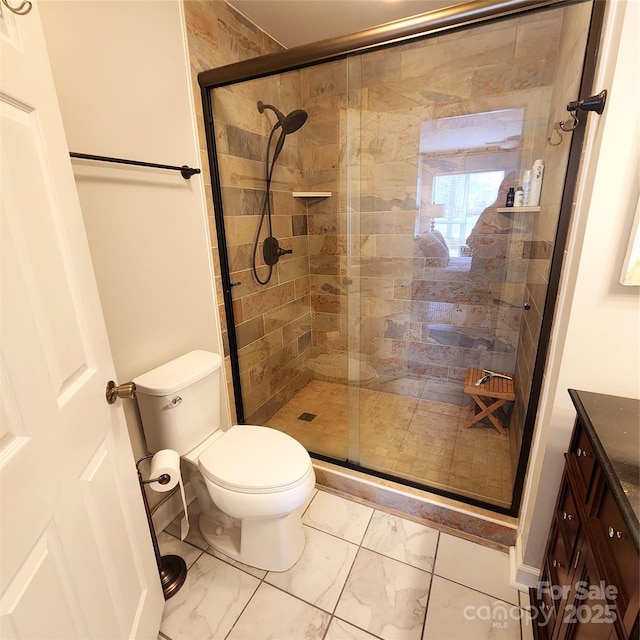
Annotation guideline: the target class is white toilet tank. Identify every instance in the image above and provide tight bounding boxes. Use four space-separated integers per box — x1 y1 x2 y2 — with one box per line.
133 350 223 455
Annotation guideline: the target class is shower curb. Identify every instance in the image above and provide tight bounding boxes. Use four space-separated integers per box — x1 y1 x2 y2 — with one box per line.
313 460 517 552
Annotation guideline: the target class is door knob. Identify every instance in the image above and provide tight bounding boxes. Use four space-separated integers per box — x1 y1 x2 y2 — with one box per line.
106 380 136 404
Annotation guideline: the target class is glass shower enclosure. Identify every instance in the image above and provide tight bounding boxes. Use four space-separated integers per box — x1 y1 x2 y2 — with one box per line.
199 0 599 513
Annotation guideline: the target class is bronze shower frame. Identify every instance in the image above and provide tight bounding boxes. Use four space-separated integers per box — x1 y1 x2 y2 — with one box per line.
197 0 606 517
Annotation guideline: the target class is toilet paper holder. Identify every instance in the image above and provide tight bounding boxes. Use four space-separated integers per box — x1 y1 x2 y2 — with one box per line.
136 454 187 600
139 465 171 487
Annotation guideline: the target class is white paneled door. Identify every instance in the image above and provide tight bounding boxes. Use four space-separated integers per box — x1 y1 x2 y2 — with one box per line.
0 2 164 638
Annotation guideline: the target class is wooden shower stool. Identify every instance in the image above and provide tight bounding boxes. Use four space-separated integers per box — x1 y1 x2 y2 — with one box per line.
463 368 515 435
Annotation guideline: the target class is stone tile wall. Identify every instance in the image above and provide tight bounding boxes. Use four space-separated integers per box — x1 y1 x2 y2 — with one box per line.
185 1 591 452
184 0 310 424
301 8 577 410
210 75 314 425
507 2 592 476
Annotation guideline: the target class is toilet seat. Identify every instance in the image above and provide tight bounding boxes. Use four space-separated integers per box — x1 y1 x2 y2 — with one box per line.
198 425 312 494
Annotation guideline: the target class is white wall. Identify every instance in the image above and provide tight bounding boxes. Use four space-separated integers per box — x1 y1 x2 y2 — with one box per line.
517 0 640 578
39 0 230 457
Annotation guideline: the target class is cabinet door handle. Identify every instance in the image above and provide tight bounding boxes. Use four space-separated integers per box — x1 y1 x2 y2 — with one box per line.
552 558 564 569
562 511 574 521
608 526 623 539
576 447 591 457
573 550 581 569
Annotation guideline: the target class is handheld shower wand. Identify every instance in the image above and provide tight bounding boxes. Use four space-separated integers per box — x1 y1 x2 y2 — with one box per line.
252 100 308 285
257 101 308 134
258 101 308 164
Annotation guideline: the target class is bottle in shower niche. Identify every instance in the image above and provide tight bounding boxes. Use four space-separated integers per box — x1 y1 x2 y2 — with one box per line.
522 169 532 206
505 187 515 207
528 159 544 207
514 186 524 207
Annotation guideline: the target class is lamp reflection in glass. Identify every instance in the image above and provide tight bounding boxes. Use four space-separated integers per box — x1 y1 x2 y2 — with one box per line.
415 200 449 267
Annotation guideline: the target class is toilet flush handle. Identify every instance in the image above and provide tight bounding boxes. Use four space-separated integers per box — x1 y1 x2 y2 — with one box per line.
167 396 182 408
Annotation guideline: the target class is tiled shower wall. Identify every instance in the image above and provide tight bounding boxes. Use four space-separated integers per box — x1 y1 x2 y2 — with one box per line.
185 1 591 447
184 0 312 424
300 61 351 384
301 9 573 407
507 2 592 474
210 74 314 425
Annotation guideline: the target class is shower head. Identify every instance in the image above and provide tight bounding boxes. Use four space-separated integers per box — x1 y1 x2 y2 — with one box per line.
257 100 285 125
257 101 308 134
283 109 308 134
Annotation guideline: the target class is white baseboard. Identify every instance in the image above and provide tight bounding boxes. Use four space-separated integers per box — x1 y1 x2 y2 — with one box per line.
509 538 540 592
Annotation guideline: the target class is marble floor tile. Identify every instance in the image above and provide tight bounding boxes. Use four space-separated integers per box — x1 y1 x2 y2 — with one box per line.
326 617 382 640
303 489 374 544
519 590 536 640
361 510 440 572
160 552 259 640
433 533 519 605
157 530 203 569
335 547 432 640
203 545 267 580
226 582 331 640
521 612 535 640
159 488 533 640
422 576 521 640
265 525 359 612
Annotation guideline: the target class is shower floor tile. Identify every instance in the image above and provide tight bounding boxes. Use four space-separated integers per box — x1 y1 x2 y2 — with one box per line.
265 380 513 507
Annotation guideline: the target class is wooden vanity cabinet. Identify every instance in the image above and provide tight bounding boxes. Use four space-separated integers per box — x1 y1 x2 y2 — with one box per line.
530 391 639 640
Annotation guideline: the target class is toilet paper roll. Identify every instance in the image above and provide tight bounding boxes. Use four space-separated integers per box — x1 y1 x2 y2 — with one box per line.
149 449 189 541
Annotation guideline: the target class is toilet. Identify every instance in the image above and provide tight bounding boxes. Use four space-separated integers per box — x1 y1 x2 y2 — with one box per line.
133 350 315 572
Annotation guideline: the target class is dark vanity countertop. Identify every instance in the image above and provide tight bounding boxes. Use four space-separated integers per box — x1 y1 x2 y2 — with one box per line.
569 389 640 550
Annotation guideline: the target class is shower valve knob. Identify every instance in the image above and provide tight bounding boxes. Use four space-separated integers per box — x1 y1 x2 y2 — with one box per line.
263 236 292 265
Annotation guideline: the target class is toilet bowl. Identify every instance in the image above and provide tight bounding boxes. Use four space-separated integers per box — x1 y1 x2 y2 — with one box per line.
133 350 315 572
183 425 315 570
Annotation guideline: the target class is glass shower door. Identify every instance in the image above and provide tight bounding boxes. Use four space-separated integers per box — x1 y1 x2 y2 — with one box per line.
205 0 594 511
208 61 354 463
346 3 592 507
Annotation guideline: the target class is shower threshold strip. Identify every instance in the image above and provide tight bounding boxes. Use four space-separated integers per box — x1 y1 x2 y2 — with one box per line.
69 152 201 180
309 452 513 516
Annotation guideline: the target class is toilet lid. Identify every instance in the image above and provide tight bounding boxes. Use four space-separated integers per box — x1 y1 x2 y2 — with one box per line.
198 425 311 492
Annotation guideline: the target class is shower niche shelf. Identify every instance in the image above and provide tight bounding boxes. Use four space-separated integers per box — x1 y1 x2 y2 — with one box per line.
496 206 540 213
292 191 332 199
